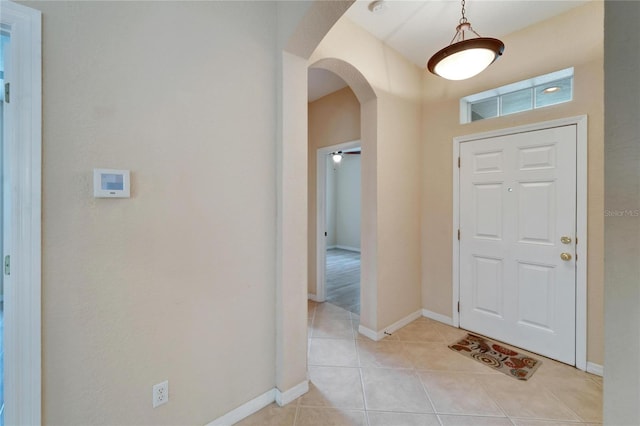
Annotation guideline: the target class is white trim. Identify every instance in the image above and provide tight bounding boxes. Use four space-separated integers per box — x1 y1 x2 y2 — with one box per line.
574 116 588 371
422 309 454 326
206 389 276 426
586 362 604 377
335 245 361 252
205 380 310 425
358 309 422 341
358 324 380 341
316 140 360 304
307 293 323 303
2 3 42 425
452 115 588 370
275 380 309 406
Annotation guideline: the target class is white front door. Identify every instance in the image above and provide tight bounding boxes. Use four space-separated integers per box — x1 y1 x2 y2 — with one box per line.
459 125 577 365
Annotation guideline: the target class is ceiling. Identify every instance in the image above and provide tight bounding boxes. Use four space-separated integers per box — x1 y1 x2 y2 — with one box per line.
308 0 589 102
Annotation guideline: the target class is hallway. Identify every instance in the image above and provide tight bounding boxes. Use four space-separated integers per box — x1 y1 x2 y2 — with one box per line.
239 301 602 426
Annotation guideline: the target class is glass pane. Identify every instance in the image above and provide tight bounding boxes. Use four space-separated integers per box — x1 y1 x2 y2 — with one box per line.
501 88 532 116
470 97 498 122
535 77 572 108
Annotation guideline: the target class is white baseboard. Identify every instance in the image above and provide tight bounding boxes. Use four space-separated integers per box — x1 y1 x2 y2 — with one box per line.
358 310 422 341
207 380 309 426
335 245 361 253
276 380 308 406
358 324 380 341
422 309 454 326
206 389 275 426
307 293 324 303
586 362 604 377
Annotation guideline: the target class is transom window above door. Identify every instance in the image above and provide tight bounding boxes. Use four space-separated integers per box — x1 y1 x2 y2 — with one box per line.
460 68 574 123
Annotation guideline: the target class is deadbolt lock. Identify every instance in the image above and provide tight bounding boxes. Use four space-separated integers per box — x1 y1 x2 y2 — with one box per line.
560 236 572 244
560 252 572 261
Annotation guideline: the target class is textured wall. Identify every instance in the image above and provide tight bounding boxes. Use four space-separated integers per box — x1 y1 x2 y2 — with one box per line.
23 1 278 424
603 1 640 423
421 1 604 364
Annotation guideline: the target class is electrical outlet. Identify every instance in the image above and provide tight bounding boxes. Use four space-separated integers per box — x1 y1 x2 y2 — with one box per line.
152 380 169 408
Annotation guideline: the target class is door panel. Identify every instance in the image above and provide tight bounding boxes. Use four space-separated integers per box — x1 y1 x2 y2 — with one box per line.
459 125 577 365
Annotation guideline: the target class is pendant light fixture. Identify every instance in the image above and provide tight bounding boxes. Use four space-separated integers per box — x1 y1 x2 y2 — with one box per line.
427 0 504 81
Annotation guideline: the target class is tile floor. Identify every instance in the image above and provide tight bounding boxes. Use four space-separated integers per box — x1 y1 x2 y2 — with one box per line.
238 301 602 426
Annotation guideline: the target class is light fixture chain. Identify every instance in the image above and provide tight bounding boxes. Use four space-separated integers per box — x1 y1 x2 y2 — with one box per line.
459 0 468 24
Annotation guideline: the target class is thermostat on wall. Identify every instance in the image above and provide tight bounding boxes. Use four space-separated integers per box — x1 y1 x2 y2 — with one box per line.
93 168 130 198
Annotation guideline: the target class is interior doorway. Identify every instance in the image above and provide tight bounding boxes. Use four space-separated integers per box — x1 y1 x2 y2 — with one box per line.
323 144 361 315
315 140 361 313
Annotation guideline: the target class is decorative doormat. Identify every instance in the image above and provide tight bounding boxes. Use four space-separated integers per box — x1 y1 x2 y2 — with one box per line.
449 334 542 380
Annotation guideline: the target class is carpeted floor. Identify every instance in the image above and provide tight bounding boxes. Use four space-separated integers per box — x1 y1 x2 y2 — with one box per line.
325 248 360 315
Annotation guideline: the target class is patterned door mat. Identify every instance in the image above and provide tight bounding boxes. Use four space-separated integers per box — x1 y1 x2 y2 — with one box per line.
449 333 542 380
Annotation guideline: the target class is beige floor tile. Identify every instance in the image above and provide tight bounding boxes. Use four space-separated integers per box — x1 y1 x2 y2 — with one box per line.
394 319 447 343
308 338 359 367
308 300 318 318
356 339 413 369
438 414 514 425
432 323 470 343
295 407 366 426
404 342 498 373
299 302 602 426
314 302 352 319
418 371 505 416
300 366 365 409
538 376 603 422
477 374 580 421
361 367 434 413
235 403 296 426
311 317 355 339
511 419 601 426
367 411 441 426
351 320 360 336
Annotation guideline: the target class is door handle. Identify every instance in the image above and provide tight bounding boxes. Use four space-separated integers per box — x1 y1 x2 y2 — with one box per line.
560 252 572 261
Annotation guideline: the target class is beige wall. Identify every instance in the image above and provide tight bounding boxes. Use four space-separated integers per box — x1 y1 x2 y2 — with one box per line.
23 1 278 424
603 1 640 423
421 1 604 364
308 87 360 295
310 18 423 330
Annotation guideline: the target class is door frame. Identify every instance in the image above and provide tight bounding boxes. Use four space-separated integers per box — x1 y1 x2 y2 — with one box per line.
314 139 361 302
452 115 588 371
2 2 42 424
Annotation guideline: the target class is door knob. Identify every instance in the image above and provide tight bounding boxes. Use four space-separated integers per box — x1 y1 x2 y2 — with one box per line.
560 252 572 261
560 236 572 244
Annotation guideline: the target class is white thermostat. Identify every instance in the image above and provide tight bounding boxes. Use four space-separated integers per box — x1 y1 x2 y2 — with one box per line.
93 168 130 198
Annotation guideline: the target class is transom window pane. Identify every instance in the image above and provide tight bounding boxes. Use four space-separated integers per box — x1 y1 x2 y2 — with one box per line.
535 77 573 108
471 97 498 122
502 88 533 116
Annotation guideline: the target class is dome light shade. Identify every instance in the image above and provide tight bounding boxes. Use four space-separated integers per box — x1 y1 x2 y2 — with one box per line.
427 1 504 81
428 38 504 80
332 152 343 163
